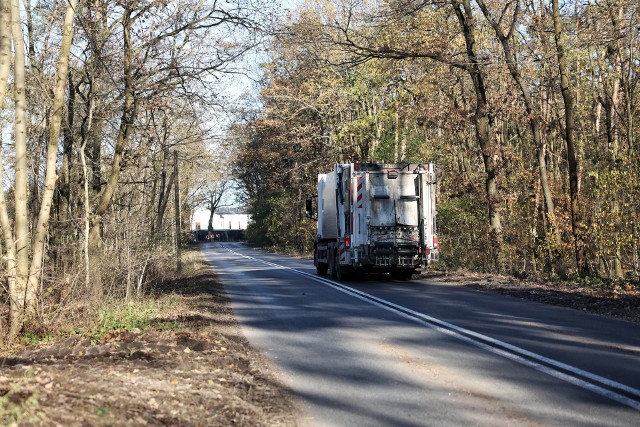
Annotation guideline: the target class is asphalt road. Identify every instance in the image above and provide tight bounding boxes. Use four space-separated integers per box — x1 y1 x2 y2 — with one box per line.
201 242 640 426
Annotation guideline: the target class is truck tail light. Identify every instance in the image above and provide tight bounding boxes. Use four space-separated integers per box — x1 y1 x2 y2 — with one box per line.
433 235 439 249
345 234 351 249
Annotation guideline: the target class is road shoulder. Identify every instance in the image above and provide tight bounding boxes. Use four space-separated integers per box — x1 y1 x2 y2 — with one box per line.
0 247 301 426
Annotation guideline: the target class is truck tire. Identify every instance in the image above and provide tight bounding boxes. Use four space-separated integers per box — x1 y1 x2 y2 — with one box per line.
390 269 414 281
316 252 328 276
336 262 349 281
317 264 328 275
334 251 351 281
328 249 337 280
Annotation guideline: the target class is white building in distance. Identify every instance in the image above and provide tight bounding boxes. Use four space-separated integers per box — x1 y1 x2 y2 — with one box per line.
191 208 249 231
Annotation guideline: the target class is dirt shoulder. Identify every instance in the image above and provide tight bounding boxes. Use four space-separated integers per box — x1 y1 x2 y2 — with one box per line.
424 271 640 324
0 251 299 426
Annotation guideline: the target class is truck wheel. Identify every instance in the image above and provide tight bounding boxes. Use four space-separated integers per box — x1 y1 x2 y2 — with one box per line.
328 250 337 280
334 252 351 281
390 269 414 280
336 263 349 281
315 252 328 275
317 261 328 276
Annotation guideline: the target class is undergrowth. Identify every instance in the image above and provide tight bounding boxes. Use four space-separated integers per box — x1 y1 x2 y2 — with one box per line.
0 375 40 425
9 248 202 347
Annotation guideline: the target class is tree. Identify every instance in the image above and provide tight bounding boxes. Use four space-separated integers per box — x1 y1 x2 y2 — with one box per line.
68 0 274 296
189 148 234 236
552 0 588 276
204 181 233 235
0 0 280 343
476 0 563 268
238 0 640 278
0 0 79 339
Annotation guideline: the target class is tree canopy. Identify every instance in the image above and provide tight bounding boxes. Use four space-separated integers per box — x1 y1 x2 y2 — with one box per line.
234 0 640 279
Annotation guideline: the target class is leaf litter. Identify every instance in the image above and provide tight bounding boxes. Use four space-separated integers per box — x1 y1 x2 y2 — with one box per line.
0 252 300 426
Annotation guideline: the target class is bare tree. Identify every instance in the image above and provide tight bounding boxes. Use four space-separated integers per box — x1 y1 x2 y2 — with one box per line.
476 0 563 267
204 181 233 235
552 0 588 276
0 0 79 339
80 0 271 296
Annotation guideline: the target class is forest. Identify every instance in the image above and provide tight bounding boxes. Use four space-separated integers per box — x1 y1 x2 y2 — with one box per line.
0 0 277 343
234 0 640 281
1 0 639 344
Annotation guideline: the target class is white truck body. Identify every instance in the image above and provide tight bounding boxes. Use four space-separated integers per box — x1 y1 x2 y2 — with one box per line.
310 163 438 280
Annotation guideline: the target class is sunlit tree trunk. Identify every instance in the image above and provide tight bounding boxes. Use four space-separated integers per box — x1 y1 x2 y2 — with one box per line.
552 0 589 276
26 0 80 314
476 0 563 268
0 0 10 105
89 6 138 297
80 90 96 290
0 0 13 346
9 0 30 338
453 0 504 270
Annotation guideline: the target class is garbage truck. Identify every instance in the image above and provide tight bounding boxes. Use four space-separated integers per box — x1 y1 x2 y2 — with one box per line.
306 163 438 280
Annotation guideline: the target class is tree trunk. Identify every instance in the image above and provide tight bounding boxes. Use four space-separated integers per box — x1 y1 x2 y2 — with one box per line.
10 0 30 338
400 115 408 161
59 72 76 223
156 171 175 239
624 4 637 160
90 118 103 194
552 0 589 276
0 0 13 346
92 8 135 219
0 0 10 108
89 7 138 296
453 0 504 270
394 98 399 162
26 0 80 314
174 151 182 274
208 208 215 234
476 0 563 267
608 4 625 279
154 149 175 240
80 94 96 291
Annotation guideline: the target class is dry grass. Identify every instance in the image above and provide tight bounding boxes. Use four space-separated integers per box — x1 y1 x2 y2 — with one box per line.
0 247 298 426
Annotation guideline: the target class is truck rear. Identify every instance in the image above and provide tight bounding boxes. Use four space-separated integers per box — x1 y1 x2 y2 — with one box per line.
307 163 438 280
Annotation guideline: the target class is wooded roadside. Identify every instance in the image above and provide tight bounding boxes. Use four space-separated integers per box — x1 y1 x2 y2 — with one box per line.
0 249 299 426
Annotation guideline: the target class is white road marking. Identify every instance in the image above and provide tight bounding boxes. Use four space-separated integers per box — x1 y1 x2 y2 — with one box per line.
220 245 640 411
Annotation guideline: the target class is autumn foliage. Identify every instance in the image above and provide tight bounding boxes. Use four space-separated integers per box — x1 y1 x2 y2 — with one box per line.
234 0 640 281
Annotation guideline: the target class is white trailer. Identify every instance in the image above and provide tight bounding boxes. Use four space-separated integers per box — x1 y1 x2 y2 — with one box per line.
307 163 438 280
